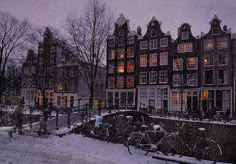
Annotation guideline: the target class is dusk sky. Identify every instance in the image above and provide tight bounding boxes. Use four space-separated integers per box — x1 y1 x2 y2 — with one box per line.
0 0 236 38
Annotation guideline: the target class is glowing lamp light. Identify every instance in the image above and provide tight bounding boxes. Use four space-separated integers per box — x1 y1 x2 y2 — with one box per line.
204 59 208 65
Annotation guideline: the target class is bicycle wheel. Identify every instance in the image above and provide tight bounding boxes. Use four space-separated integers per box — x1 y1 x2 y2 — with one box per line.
193 139 222 162
127 133 149 156
158 134 176 155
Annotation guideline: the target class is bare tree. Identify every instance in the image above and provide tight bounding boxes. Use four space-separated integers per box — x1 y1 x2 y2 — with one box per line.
65 0 113 110
0 11 30 103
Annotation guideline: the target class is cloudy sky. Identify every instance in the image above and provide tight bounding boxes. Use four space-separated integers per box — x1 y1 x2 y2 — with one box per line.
0 0 236 38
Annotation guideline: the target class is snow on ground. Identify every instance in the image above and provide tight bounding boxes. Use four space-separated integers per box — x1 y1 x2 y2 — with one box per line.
0 132 175 164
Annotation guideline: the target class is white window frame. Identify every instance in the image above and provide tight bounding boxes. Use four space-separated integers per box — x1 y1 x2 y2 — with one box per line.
217 37 228 49
204 39 214 50
140 54 147 67
149 39 158 50
204 54 214 67
140 72 147 84
149 71 157 84
159 70 168 83
173 58 183 71
127 60 135 73
218 69 228 85
140 41 148 50
160 52 168 66
173 74 181 87
177 43 193 53
149 53 157 66
160 38 168 47
181 31 189 40
187 57 198 70
187 74 197 86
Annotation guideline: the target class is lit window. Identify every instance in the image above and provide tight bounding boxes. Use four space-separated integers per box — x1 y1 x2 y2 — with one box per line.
204 54 214 66
117 77 124 88
160 52 168 65
117 62 124 73
140 54 147 67
127 76 134 88
127 60 135 72
127 47 134 58
149 71 157 84
149 39 158 50
177 43 192 53
218 53 228 65
140 41 148 50
172 91 178 106
150 53 157 66
118 48 125 59
181 31 189 40
217 37 228 49
109 49 115 60
108 77 115 88
173 74 181 86
160 38 168 47
173 58 183 70
218 70 228 85
204 39 214 50
159 70 168 83
187 74 197 86
140 72 147 84
187 57 197 69
108 63 114 73
204 70 214 85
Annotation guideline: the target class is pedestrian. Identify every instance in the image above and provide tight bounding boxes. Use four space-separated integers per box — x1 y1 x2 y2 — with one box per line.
8 98 25 137
38 115 49 135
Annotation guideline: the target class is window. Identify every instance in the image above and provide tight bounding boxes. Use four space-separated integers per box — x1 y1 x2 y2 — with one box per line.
160 52 168 65
128 37 135 45
127 47 134 58
187 57 197 69
160 38 168 47
108 38 115 47
49 80 55 88
204 39 214 50
108 63 114 73
108 77 114 88
172 91 178 106
127 60 135 72
218 70 228 85
150 53 157 66
140 54 147 67
140 41 148 50
151 29 157 37
218 53 228 65
117 77 124 88
119 29 125 36
204 54 214 66
173 74 181 86
127 76 134 88
159 70 168 83
217 37 228 49
140 72 147 84
187 74 197 86
149 71 157 84
109 49 115 60
182 31 189 40
118 37 125 46
212 27 219 35
149 39 158 50
27 79 32 87
177 43 192 53
117 62 124 73
173 58 183 70
140 88 147 107
118 48 125 59
204 70 214 85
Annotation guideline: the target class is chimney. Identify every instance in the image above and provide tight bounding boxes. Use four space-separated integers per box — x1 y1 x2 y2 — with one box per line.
137 26 142 35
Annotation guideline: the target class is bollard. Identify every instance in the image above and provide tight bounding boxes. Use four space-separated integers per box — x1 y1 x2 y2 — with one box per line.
67 109 71 128
55 109 59 130
29 107 32 129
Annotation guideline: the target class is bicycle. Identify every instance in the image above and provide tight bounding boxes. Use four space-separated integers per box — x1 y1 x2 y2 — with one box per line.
127 123 175 156
168 123 222 162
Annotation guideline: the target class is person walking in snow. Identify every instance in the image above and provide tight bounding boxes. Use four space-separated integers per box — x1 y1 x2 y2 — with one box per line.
38 110 50 135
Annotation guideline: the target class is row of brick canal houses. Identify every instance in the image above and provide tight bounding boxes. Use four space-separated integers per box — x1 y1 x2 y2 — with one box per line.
106 14 236 117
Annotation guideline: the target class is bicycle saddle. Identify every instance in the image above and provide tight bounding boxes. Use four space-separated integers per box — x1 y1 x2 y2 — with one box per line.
198 127 205 131
153 125 161 131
